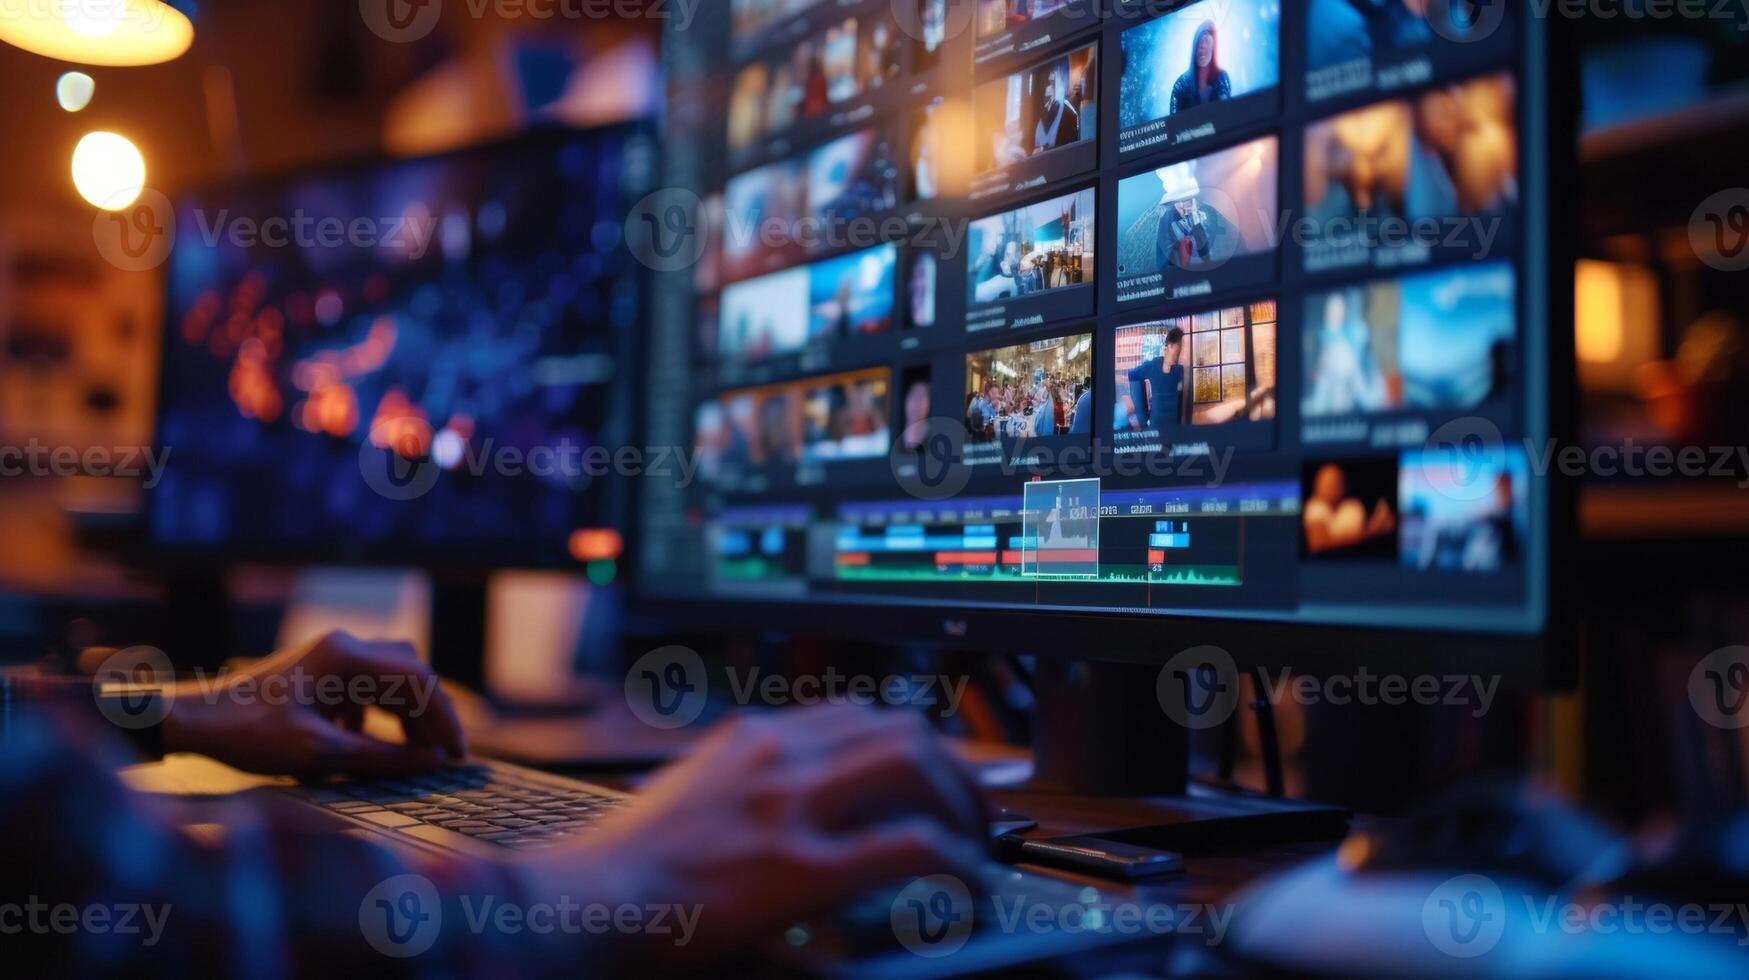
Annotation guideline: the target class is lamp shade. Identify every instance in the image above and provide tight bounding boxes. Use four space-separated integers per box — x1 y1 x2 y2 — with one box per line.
0 1 193 67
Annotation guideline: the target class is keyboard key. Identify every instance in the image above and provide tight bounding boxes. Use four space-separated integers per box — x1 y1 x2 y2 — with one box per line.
357 811 421 829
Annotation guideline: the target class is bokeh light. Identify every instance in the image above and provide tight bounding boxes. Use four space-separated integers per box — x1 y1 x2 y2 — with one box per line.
71 130 146 210
56 72 96 112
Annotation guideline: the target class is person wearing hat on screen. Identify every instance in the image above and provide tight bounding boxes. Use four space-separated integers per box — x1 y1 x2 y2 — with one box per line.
1171 20 1232 114
1153 161 1237 273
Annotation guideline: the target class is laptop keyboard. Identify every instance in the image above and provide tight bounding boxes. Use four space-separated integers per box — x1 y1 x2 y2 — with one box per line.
289 762 625 852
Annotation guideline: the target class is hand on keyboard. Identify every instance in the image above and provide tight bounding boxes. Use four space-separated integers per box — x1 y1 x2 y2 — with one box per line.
518 704 989 963
163 630 467 776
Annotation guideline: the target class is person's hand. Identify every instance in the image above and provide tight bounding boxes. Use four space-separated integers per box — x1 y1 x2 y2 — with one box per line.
520 705 989 963
162 630 466 777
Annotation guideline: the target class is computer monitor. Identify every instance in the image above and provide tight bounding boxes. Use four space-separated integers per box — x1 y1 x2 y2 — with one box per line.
638 2 1574 696
149 125 656 573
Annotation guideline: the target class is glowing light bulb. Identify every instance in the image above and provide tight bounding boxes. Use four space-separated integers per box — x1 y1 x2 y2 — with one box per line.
61 0 124 37
71 131 146 210
0 0 193 66
57 72 96 112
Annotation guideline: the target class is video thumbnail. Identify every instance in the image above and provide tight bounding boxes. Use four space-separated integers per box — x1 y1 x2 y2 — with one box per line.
695 367 892 486
723 159 807 282
899 363 933 453
909 100 946 202
732 0 829 47
910 0 950 73
973 41 1099 195
964 332 1094 445
1301 458 1398 561
1117 0 1281 156
1115 136 1278 303
1399 446 1528 573
722 129 900 284
1306 0 1513 103
808 245 897 342
727 12 905 154
1302 262 1514 423
978 0 1073 38
720 266 810 364
966 187 1096 329
907 250 938 329
1113 300 1277 445
807 129 901 231
1302 72 1518 272
718 244 897 363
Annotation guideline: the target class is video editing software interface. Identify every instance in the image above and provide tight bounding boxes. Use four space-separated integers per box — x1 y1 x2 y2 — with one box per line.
642 1 1551 634
153 128 656 563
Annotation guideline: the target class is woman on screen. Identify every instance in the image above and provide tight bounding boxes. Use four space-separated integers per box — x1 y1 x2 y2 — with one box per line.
1170 21 1232 114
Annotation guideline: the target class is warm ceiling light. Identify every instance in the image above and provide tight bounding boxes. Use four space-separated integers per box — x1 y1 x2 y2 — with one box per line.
0 1 194 67
71 131 146 210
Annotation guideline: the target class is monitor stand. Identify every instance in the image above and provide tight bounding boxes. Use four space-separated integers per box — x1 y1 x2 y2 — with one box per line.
1012 657 1350 853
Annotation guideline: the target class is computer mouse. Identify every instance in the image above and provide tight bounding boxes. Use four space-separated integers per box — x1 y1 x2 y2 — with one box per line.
1344 778 1629 888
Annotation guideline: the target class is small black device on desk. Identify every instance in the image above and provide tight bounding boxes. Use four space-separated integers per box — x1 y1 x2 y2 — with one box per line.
998 833 1187 882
